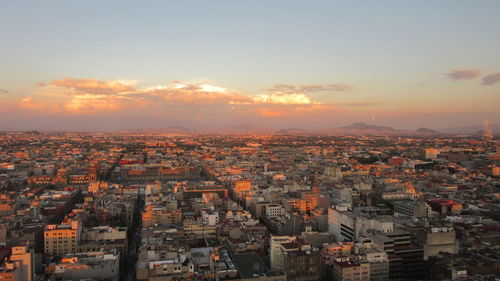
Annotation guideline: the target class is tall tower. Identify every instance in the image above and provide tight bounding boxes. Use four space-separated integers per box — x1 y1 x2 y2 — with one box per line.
88 160 99 183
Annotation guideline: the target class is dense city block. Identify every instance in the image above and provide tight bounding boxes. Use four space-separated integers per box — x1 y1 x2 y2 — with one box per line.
0 132 498 281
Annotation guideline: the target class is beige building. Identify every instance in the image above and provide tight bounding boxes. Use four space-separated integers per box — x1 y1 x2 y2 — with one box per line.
416 227 459 260
44 220 81 256
10 245 34 281
142 205 182 227
332 257 371 281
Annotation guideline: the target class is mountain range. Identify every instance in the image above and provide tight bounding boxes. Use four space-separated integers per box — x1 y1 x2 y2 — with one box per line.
120 122 498 136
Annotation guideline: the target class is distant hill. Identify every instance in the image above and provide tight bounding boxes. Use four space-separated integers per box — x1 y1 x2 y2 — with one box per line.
415 127 439 134
340 122 396 132
310 122 400 135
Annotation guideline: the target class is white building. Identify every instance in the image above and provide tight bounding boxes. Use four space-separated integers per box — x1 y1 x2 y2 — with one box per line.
328 206 393 242
266 204 285 218
202 210 219 226
270 235 297 271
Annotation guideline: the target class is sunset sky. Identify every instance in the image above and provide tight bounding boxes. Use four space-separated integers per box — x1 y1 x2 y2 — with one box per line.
1 0 499 130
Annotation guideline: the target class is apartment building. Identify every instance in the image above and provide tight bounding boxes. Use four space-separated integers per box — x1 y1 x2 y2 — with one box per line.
44 220 81 256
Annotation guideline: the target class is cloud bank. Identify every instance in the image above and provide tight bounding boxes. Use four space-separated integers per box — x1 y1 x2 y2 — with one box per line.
482 72 500 85
445 69 482 81
4 78 367 129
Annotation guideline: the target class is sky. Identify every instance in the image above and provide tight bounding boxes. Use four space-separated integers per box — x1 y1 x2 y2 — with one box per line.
0 0 499 131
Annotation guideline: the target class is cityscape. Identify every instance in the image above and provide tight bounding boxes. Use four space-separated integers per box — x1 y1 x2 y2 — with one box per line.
1 1 499 281
0 130 498 280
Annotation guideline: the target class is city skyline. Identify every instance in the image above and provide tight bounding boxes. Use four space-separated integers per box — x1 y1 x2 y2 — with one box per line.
1 0 499 130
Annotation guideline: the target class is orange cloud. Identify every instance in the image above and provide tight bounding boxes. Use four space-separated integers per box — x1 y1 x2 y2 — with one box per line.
50 78 137 95
65 94 125 113
19 96 63 114
150 83 253 105
18 78 351 119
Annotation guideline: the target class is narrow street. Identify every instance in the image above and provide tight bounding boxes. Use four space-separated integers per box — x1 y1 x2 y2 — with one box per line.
123 190 145 281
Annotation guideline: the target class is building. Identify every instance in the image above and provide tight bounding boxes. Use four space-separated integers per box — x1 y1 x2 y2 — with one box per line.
370 230 424 280
0 258 22 281
142 205 182 227
270 236 297 271
427 198 463 215
266 204 285 218
270 236 320 281
332 257 371 281
423 148 440 160
416 227 459 260
328 206 393 242
393 200 429 218
321 242 353 265
233 180 252 201
232 253 286 281
44 220 81 256
366 251 389 281
492 164 500 177
183 184 228 200
88 160 99 183
48 251 120 281
136 246 195 280
202 210 219 226
0 245 34 281
81 226 127 242
10 245 34 281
